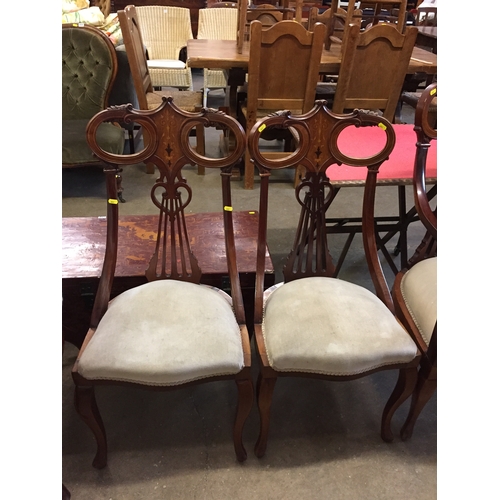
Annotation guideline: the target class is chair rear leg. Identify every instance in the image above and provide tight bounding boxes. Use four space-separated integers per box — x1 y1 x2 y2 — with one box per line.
401 373 436 441
233 376 254 462
254 372 277 457
74 385 108 469
381 367 418 442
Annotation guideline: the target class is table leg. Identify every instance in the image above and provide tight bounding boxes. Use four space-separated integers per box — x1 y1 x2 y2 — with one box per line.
223 67 247 178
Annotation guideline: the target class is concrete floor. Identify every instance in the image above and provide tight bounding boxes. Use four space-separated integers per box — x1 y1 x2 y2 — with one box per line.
62 69 436 499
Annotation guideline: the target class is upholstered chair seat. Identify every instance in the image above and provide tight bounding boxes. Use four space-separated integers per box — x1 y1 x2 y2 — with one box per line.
77 280 245 386
263 277 418 375
397 257 437 347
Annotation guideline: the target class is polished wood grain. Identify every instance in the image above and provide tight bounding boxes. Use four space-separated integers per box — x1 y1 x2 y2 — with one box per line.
62 212 273 280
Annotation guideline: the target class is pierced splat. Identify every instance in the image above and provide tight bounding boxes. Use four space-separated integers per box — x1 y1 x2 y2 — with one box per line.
248 102 396 291
85 97 247 316
283 172 335 281
145 178 202 283
75 95 254 468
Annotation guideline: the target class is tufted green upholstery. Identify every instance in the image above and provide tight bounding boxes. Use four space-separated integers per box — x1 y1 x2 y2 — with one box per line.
62 24 124 166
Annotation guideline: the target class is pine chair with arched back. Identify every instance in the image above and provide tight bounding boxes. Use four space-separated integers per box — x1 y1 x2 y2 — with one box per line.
71 98 253 468
392 82 437 440
237 19 326 189
332 22 418 122
247 101 422 457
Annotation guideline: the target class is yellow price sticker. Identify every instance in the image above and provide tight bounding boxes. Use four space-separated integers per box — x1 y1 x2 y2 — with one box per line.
430 88 437 96
378 123 387 131
224 206 233 211
108 199 119 205
258 124 267 133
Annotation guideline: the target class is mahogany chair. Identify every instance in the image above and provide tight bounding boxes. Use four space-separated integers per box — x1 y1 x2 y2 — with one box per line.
392 83 437 440
118 5 205 175
247 101 421 457
62 23 126 201
237 20 326 189
332 22 417 122
72 97 253 468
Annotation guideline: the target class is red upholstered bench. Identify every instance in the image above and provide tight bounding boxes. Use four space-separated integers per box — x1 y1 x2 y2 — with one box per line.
325 124 437 274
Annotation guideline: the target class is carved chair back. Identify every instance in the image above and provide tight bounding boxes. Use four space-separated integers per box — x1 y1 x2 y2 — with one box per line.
85 99 247 327
248 102 398 313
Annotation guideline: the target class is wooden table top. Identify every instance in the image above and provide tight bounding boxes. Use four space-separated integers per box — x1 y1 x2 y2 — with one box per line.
187 39 438 75
62 212 274 280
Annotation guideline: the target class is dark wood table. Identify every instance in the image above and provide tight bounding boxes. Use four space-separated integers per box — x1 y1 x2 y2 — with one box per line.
62 212 275 347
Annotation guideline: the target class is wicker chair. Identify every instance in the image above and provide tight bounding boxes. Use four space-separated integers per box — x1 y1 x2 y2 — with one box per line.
197 7 239 107
135 6 194 90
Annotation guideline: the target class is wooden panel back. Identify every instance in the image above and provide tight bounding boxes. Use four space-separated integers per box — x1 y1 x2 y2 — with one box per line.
247 20 326 115
85 99 247 324
333 22 417 121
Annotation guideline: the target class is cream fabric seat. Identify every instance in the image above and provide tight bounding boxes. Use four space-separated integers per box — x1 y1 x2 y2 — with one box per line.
263 277 417 375
135 6 194 90
77 280 245 386
247 102 423 457
197 7 239 107
398 257 437 347
73 95 253 469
